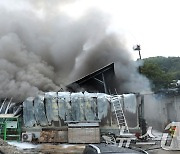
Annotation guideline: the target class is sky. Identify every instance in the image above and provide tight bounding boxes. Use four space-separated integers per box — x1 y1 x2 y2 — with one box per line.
61 0 180 59
0 0 179 59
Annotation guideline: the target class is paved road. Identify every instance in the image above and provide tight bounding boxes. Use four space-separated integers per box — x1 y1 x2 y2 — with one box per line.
148 149 180 154
133 142 180 154
6 141 180 154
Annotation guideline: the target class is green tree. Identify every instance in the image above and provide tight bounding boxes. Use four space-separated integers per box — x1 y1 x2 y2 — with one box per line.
143 56 180 80
141 61 173 91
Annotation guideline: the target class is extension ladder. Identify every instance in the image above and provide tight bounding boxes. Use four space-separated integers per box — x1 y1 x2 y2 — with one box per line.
112 96 129 134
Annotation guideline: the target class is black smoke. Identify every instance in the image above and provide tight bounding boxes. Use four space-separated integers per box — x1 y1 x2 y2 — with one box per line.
0 0 150 101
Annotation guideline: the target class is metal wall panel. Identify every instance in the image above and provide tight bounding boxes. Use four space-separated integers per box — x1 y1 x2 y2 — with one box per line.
71 92 84 121
23 97 36 127
34 95 48 126
123 94 138 128
97 93 109 120
23 92 138 129
58 92 71 121
45 92 59 124
84 92 97 121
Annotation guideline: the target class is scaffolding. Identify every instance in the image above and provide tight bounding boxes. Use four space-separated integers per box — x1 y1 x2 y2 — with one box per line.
0 114 21 141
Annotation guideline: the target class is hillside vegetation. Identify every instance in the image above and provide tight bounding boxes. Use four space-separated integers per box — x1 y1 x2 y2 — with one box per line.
141 56 180 91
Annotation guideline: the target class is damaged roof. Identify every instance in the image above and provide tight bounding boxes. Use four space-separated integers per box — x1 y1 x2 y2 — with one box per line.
66 63 117 94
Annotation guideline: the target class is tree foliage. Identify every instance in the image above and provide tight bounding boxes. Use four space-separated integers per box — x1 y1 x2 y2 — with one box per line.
141 56 180 91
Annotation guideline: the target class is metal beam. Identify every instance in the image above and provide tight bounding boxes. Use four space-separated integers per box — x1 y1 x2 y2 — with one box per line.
0 98 7 113
102 73 108 94
5 98 13 114
93 77 104 85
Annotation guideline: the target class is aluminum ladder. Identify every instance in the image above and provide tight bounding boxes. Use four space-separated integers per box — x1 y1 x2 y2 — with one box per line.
112 96 129 134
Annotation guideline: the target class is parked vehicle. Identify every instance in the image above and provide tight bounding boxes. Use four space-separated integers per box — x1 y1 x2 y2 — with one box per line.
83 144 148 154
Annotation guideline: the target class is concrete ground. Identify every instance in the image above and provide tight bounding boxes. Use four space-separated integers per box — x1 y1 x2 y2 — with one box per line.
24 143 180 154
148 149 180 154
133 140 180 154
36 144 85 154
0 138 179 154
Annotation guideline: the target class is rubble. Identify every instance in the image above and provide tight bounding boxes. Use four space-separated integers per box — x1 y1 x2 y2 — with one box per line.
0 138 23 154
39 130 68 143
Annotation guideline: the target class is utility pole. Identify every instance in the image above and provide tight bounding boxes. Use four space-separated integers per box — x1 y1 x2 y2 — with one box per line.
133 45 147 136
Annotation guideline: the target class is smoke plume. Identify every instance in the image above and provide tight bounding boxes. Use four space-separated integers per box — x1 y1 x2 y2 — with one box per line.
0 0 150 101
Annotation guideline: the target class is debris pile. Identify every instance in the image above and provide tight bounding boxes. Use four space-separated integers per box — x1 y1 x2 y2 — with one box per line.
0 138 23 154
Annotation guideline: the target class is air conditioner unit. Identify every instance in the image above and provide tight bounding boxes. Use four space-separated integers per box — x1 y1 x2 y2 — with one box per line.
22 133 33 142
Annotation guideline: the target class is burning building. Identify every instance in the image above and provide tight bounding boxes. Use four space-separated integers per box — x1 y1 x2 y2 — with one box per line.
22 91 143 143
20 63 145 143
0 0 151 144
0 61 145 143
